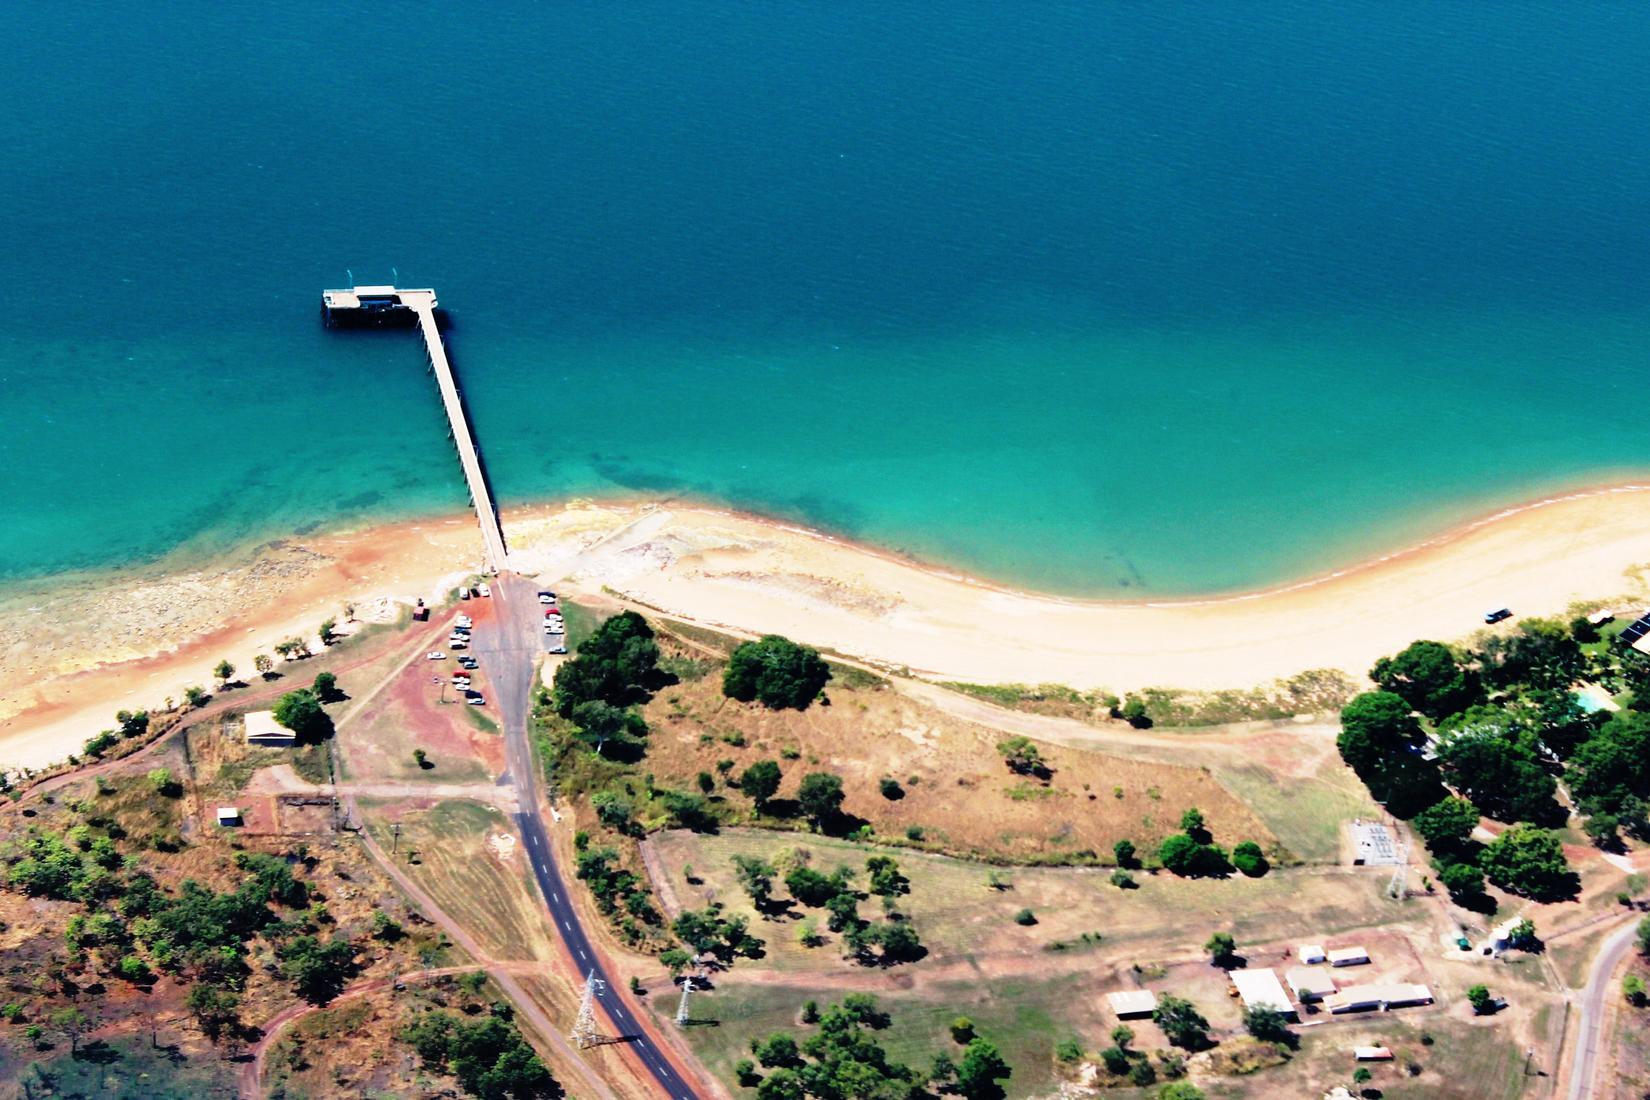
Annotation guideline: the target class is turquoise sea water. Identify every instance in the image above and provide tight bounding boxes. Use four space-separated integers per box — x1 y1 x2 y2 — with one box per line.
2 2 1647 595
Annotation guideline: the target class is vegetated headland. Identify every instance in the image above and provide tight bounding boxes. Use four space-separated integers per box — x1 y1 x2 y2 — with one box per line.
7 482 1650 776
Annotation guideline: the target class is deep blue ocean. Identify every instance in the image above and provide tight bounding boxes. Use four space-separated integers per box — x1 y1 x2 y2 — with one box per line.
1 2 1647 594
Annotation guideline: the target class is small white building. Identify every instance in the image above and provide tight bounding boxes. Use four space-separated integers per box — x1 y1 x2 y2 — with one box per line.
1328 946 1371 967
1324 983 1432 1014
1298 944 1327 964
244 710 296 746
1231 968 1295 1017
1354 1046 1395 1061
1106 990 1158 1019
216 807 242 826
1287 967 1338 1003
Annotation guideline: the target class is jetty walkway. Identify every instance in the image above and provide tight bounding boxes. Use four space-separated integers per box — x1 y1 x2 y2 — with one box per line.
322 285 509 573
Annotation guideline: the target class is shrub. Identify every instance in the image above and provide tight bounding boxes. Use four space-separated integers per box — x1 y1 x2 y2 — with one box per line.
1013 908 1037 926
879 778 904 800
1231 840 1268 877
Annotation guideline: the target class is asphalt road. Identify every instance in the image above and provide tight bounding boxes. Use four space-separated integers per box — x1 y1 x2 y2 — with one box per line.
1567 917 1642 1100
478 574 702 1100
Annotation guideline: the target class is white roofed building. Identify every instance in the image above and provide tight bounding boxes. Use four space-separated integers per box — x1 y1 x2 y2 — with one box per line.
244 710 296 746
1106 990 1158 1018
1287 967 1338 1002
1328 946 1371 967
1231 969 1295 1017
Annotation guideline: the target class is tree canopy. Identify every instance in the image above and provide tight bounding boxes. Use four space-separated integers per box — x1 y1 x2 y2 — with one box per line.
1480 824 1577 901
723 636 831 710
1370 640 1478 720
739 760 784 811
552 612 661 717
273 689 330 741
797 772 845 831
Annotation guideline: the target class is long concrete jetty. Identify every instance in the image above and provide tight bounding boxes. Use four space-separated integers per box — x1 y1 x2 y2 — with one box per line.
322 285 509 573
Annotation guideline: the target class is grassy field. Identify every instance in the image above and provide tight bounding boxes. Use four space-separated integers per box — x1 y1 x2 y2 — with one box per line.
1213 758 1378 863
626 633 1276 864
362 799 555 964
659 967 1112 1099
650 829 1402 968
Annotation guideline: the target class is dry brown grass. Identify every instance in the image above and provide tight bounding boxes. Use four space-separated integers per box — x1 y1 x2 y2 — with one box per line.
637 645 1275 863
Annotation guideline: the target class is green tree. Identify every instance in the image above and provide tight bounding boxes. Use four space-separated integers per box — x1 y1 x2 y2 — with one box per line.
213 659 236 686
1159 1084 1205 1100
733 856 777 911
312 671 341 702
1179 808 1206 836
1242 1004 1292 1043
568 700 648 757
185 982 240 1042
279 936 356 1004
183 685 209 708
1636 916 1650 956
1204 931 1238 968
997 736 1047 777
950 1016 976 1043
1435 710 1558 823
273 689 329 740
1119 696 1152 728
1113 838 1137 868
866 855 908 898
955 1038 1012 1099
722 635 830 710
1625 974 1648 1007
1438 859 1490 908
116 709 150 738
254 653 275 679
318 618 337 645
1414 796 1480 853
1480 824 1576 901
739 760 783 812
1158 834 1230 877
50 1007 88 1054
412 748 430 769
755 1032 801 1068
1567 712 1650 815
797 772 845 831
1585 813 1621 848
1466 984 1493 1014
1478 618 1583 692
1337 690 1441 815
1151 995 1210 1050
146 767 180 797
552 611 661 716
879 777 904 800
1370 640 1478 719
1231 840 1268 877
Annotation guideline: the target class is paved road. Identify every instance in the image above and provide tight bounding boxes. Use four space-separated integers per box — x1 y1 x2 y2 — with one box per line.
478 575 703 1100
1567 917 1642 1100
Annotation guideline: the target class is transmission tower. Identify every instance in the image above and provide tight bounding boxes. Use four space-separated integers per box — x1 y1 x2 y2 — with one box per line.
675 976 696 1026
570 971 606 1048
1386 837 1410 900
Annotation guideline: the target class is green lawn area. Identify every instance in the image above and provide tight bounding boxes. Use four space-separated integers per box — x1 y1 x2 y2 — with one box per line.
661 969 1108 1099
1213 759 1377 863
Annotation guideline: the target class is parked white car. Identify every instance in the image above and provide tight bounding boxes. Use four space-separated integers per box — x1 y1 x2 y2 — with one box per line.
426 651 447 660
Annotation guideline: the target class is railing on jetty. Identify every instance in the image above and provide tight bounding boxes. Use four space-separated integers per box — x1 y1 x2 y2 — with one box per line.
322 285 509 574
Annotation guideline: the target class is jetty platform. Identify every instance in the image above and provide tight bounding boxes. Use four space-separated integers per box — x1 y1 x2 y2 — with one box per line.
322 285 509 573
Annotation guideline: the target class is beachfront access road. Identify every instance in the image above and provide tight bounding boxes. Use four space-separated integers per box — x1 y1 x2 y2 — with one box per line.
476 574 704 1100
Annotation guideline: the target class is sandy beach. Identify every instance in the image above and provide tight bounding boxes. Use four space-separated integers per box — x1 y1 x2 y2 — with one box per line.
6 484 1650 774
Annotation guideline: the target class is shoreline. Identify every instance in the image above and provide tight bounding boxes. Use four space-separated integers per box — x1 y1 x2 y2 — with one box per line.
6 481 1650 775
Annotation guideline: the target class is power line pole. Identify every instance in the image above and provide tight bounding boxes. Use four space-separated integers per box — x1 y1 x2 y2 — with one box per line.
675 976 695 1026
571 971 605 1048
1386 837 1409 900
390 823 401 856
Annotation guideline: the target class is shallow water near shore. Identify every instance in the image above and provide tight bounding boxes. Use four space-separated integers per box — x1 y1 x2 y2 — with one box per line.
2 2 1647 596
